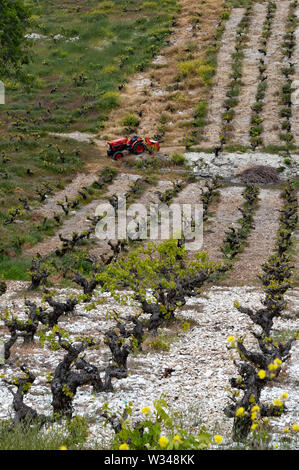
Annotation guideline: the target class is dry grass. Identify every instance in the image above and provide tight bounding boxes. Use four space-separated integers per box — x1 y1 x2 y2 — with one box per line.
100 0 224 152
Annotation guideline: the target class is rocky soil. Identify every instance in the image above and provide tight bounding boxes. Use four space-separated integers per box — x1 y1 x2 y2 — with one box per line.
186 151 299 181
0 281 298 449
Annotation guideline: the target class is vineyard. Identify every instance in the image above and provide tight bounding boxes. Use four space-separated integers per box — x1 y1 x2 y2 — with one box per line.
0 0 298 452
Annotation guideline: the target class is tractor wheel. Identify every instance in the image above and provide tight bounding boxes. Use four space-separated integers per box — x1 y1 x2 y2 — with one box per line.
113 151 124 160
132 141 146 155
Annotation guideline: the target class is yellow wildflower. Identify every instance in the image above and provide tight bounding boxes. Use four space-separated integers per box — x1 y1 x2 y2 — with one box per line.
251 411 257 421
119 443 130 450
273 358 282 366
251 423 258 431
214 435 223 444
281 392 288 400
268 363 278 371
141 406 151 415
257 369 266 379
59 446 67 450
251 405 260 413
283 428 291 434
227 336 235 342
292 424 299 432
159 436 168 448
173 435 183 444
236 407 245 417
273 399 283 408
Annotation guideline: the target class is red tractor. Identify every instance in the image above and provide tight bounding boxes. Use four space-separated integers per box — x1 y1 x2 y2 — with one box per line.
107 136 160 160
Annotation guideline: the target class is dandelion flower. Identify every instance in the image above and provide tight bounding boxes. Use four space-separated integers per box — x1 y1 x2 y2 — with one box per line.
292 424 299 432
236 407 245 417
273 399 283 408
257 369 266 379
119 443 130 450
251 405 260 413
159 436 168 448
273 358 282 366
141 406 151 415
173 435 183 444
214 435 223 444
227 336 235 342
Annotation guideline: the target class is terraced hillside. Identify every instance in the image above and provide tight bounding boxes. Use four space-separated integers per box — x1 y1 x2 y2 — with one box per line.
0 0 298 451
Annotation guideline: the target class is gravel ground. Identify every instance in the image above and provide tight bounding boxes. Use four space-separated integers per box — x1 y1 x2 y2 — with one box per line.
229 2 267 146
186 151 299 180
200 8 245 147
0 281 298 449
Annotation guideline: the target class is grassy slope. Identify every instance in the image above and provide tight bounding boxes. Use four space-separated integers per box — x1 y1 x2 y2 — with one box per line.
0 0 180 277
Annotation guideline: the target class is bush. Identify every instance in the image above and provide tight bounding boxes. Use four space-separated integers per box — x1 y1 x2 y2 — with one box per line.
221 11 230 20
100 91 120 111
122 113 140 129
178 59 202 77
197 64 215 85
171 152 186 166
194 99 208 119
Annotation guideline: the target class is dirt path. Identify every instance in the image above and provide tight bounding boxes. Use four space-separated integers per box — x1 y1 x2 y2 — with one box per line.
230 2 267 146
199 8 246 148
262 1 291 147
24 173 140 258
226 188 283 285
171 180 203 207
201 185 245 262
33 172 106 217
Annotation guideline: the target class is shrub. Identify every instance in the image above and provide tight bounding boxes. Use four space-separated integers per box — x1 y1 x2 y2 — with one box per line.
122 113 140 129
221 11 230 20
171 152 186 166
196 64 215 85
100 91 119 111
194 99 208 127
178 59 202 77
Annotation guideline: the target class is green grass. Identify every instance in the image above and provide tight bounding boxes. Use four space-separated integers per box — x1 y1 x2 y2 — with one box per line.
171 152 187 166
0 416 104 450
0 257 31 280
